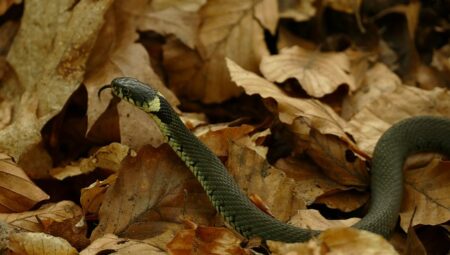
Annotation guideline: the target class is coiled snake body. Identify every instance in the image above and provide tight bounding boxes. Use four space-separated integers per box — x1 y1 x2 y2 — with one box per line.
100 77 450 243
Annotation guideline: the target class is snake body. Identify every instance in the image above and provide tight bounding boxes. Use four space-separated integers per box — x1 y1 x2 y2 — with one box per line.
102 77 450 242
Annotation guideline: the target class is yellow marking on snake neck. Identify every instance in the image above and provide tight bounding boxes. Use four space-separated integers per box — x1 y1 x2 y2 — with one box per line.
142 95 161 112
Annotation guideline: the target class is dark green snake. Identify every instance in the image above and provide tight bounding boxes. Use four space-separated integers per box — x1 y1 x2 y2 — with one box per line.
99 77 450 243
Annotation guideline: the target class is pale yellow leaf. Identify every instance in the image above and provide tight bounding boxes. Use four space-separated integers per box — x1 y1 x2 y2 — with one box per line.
150 0 206 12
0 154 49 213
289 209 358 231
9 232 77 255
260 46 356 97
278 0 316 22
254 0 278 35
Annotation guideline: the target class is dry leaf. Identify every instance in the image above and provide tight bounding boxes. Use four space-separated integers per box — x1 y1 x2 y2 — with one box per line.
50 142 130 180
342 63 402 119
278 0 316 22
0 0 113 175
0 0 21 16
91 144 215 241
269 228 398 255
138 4 200 49
0 154 49 213
260 46 356 98
400 158 450 231
84 0 178 148
346 85 450 154
80 174 117 218
254 0 278 35
163 0 270 103
0 201 88 249
167 225 248 255
227 143 306 221
9 232 77 255
289 210 358 231
275 157 368 212
80 233 168 255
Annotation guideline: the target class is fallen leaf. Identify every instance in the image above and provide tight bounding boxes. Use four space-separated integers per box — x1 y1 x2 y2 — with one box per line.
0 153 49 213
278 0 316 22
50 142 130 180
80 233 168 255
227 143 306 221
0 201 88 249
9 232 78 255
400 157 450 231
0 0 21 16
0 0 113 174
288 210 358 231
346 85 450 154
167 225 248 255
84 0 178 147
342 63 401 119
80 175 117 219
91 144 215 241
269 228 398 255
260 46 356 98
163 0 270 103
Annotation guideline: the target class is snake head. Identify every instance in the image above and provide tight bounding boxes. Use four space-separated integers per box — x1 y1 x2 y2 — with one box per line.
109 77 163 113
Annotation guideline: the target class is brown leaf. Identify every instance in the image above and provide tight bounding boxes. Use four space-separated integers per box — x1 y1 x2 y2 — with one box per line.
167 225 248 255
0 0 113 175
0 153 49 213
346 85 450 154
400 157 450 231
260 46 356 97
163 0 270 103
227 143 306 221
50 142 130 180
91 144 215 241
80 174 117 219
84 0 179 147
9 232 78 255
278 0 316 22
0 0 21 16
137 1 205 48
0 201 88 249
269 228 398 255
80 233 168 255
288 210 358 231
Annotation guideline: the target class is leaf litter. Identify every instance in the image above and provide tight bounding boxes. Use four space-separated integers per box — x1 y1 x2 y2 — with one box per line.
0 0 449 254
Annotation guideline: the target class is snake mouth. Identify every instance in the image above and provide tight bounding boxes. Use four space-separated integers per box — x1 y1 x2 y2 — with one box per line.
98 84 112 99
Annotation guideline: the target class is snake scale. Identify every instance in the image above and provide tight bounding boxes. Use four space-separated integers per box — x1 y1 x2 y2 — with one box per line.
99 77 450 243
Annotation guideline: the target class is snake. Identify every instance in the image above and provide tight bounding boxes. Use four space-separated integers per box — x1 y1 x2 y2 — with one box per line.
99 77 450 243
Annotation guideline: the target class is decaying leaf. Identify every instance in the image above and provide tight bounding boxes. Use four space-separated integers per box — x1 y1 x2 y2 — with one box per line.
260 46 356 98
163 0 270 103
0 200 88 249
347 85 450 154
269 228 398 255
91 144 215 241
400 157 450 231
167 225 248 255
80 174 117 218
0 0 113 179
0 153 49 213
9 232 78 255
80 233 168 255
50 142 130 180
